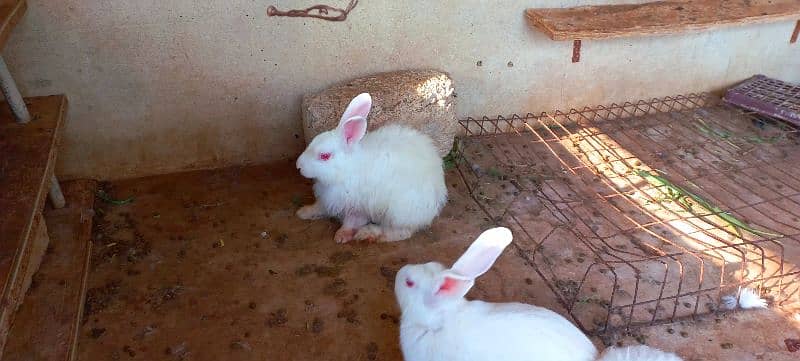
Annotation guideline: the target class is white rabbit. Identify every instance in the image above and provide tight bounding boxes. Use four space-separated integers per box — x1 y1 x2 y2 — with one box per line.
295 93 447 243
394 227 683 361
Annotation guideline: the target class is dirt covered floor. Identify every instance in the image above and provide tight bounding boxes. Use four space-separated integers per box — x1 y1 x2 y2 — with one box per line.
79 162 492 361
74 161 800 361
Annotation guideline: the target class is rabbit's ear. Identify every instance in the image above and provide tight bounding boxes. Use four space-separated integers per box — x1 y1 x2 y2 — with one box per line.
425 228 513 305
338 93 372 127
427 271 474 303
340 116 367 146
451 227 512 279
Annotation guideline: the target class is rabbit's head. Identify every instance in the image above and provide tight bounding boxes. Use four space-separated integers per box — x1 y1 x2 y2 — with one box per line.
296 93 372 182
395 228 513 325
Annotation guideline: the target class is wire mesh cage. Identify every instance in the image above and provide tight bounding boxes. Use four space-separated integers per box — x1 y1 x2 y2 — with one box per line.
454 93 800 337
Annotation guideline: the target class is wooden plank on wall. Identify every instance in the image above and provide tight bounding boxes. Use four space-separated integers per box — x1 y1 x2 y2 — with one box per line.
527 0 800 41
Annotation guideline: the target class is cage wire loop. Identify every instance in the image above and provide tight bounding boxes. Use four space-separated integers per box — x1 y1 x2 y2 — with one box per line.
456 93 800 337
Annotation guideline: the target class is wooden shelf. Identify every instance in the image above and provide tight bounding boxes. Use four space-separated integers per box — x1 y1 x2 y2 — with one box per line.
3 180 97 361
0 95 67 353
0 0 26 49
526 0 800 41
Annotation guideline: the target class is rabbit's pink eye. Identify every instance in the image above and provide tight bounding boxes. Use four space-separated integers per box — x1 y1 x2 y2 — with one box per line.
405 279 415 288
319 152 331 161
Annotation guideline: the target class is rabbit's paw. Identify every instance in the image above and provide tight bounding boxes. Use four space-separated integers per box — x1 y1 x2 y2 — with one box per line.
354 225 383 242
334 227 357 244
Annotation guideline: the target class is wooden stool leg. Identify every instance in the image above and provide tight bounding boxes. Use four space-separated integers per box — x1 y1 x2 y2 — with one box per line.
0 55 31 123
49 176 66 209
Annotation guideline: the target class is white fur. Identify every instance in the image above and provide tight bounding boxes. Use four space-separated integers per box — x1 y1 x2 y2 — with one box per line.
394 227 683 361
296 93 447 242
721 287 767 310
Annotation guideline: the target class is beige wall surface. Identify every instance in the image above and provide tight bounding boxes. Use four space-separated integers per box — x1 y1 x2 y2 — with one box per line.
6 1 799 180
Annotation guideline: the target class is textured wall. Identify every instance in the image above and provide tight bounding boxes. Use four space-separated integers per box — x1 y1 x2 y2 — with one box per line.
6 0 799 180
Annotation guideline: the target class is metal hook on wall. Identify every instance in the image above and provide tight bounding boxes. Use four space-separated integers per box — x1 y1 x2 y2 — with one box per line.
267 0 359 22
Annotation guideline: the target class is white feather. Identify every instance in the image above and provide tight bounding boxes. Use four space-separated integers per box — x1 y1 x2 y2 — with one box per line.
721 288 767 310
598 345 683 361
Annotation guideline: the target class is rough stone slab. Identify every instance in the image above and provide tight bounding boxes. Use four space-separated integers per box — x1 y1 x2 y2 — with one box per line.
301 70 457 157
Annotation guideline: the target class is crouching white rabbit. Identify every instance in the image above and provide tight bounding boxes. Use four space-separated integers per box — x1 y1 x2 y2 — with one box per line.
394 227 683 361
295 93 448 243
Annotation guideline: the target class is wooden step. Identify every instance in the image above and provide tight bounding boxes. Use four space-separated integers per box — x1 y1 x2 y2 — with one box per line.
0 0 26 49
3 180 97 361
526 0 800 41
0 95 68 353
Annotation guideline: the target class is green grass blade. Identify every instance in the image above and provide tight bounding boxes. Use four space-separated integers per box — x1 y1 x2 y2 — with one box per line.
635 170 783 238
97 190 134 205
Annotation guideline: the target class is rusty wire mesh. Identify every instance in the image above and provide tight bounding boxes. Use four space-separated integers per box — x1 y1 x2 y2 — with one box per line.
455 93 800 336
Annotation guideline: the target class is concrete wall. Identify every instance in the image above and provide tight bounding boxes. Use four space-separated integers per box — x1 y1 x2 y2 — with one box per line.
7 0 799 180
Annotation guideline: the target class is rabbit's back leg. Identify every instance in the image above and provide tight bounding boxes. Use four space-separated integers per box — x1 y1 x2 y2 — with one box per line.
297 201 327 220
354 225 415 242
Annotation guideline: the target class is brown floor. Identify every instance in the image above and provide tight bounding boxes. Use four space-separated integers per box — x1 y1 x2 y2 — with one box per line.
79 162 490 361
78 100 800 361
